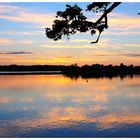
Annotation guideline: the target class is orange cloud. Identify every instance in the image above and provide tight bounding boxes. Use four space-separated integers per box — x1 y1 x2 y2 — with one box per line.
109 17 140 31
0 38 13 45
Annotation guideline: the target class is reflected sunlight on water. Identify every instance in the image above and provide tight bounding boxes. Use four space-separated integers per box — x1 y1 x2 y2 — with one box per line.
0 75 140 137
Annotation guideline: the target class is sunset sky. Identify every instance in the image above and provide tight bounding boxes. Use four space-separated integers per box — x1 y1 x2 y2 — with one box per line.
0 2 140 66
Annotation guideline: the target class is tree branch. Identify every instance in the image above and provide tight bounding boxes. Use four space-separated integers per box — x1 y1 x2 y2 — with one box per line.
90 2 121 43
95 2 121 26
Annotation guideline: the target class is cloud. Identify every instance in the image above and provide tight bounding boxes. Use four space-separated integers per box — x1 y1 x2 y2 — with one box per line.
42 38 111 49
0 51 32 55
0 38 34 45
0 38 13 45
70 39 92 43
0 31 42 36
108 14 140 31
104 31 140 36
116 43 140 48
0 12 54 25
0 4 55 26
17 40 34 45
42 44 91 49
0 5 21 14
123 53 140 57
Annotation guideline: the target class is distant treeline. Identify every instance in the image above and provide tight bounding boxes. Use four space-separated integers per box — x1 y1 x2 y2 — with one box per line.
0 63 140 79
0 65 65 71
63 63 140 79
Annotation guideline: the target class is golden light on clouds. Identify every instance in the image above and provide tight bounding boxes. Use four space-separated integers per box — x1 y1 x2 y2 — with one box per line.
0 4 139 66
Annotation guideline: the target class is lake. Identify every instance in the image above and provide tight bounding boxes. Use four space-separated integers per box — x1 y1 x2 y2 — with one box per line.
0 75 140 137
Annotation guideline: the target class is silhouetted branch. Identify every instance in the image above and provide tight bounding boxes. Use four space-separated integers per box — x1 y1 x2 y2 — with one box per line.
94 3 121 26
90 2 121 43
45 2 121 44
91 32 101 44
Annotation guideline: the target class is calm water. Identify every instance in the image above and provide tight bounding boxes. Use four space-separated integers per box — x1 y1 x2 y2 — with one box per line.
0 75 140 137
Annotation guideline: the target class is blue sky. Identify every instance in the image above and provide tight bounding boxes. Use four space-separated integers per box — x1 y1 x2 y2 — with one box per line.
0 2 140 65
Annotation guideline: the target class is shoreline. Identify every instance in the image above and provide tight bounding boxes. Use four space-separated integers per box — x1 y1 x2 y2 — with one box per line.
0 71 62 75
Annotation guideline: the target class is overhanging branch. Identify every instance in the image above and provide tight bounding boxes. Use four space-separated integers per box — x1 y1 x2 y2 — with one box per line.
95 2 121 26
90 2 121 44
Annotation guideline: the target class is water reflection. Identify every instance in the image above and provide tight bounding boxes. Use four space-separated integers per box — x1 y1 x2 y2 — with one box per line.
0 75 140 137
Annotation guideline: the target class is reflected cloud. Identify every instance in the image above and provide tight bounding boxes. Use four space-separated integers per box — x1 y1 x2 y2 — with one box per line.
4 106 140 132
0 97 33 104
0 75 140 137
98 113 140 129
0 97 13 103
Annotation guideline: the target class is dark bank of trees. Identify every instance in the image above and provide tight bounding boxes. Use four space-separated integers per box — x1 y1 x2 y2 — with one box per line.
62 63 140 79
0 64 140 79
0 65 65 72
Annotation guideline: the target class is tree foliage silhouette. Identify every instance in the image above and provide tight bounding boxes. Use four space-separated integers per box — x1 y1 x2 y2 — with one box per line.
45 2 121 44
